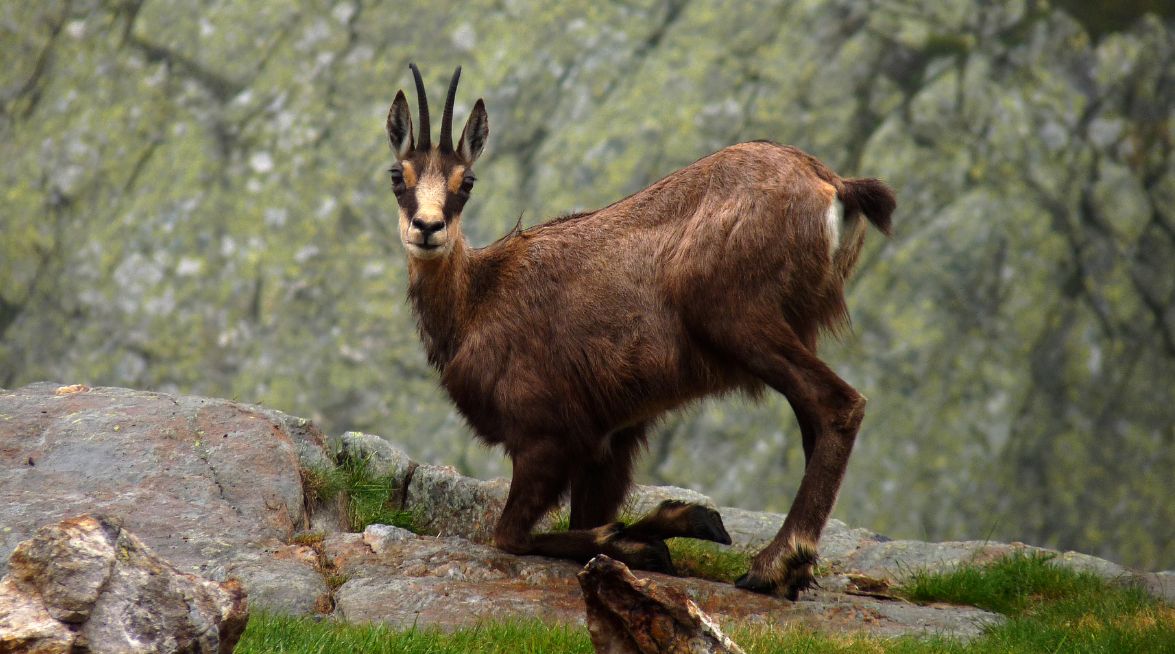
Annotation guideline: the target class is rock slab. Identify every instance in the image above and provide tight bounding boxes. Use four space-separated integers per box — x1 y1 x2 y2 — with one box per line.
0 514 248 654
0 383 329 614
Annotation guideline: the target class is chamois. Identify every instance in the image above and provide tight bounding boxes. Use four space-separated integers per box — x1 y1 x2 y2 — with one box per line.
385 65 895 599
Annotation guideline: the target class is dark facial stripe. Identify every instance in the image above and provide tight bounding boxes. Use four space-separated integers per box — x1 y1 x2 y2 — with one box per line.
443 192 470 220
397 185 419 218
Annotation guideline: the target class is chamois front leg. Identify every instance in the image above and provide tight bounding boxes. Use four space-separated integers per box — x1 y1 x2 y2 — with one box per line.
568 425 645 530
493 439 674 574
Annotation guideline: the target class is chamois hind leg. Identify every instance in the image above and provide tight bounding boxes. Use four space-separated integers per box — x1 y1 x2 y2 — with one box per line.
494 438 673 573
712 314 865 599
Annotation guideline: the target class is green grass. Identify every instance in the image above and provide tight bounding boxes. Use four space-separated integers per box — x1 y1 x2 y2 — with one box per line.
302 455 415 533
236 615 593 654
667 538 751 583
903 550 1108 614
236 552 1175 653
900 551 1175 653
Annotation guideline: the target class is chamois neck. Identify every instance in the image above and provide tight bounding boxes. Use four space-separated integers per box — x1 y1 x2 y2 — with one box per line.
406 236 472 370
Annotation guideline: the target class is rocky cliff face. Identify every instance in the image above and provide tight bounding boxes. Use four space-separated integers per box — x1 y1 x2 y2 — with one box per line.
1 383 1170 639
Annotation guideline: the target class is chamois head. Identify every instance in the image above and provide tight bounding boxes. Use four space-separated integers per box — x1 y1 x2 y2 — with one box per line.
387 64 489 260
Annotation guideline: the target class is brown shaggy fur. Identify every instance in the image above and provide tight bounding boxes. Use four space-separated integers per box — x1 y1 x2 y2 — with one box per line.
386 66 896 599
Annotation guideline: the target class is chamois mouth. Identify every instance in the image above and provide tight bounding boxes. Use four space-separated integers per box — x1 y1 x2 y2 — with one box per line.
405 239 447 259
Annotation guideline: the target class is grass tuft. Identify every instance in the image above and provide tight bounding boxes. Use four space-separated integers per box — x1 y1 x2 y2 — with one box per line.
901 550 1175 653
290 530 326 547
302 454 415 533
902 550 1103 614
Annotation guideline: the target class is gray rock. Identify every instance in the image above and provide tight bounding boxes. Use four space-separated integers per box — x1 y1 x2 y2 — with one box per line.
1142 571 1175 604
785 592 1002 639
0 514 247 654
327 531 586 629
626 484 717 516
836 540 1021 581
363 524 416 554
404 463 510 543
0 383 328 614
1052 550 1128 578
1 380 1162 642
717 508 888 561
218 551 330 616
716 507 784 553
331 431 417 489
258 407 334 473
833 539 1153 595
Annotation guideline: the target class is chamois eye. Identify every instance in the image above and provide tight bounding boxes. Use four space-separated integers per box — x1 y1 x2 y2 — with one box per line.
389 166 406 194
459 172 476 195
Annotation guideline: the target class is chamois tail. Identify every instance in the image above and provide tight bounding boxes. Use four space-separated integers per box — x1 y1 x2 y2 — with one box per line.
840 178 896 236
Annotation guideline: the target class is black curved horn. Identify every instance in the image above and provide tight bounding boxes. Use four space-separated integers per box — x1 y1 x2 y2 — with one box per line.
440 66 462 152
408 63 431 150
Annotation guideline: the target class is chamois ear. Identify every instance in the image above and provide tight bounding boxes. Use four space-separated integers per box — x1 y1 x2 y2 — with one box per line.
457 98 489 164
387 90 414 159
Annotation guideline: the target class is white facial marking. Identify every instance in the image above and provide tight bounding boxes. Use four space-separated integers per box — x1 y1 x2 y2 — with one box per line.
415 172 448 220
400 168 453 260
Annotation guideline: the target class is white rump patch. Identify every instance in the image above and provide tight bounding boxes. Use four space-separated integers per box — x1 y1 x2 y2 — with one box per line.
825 198 843 257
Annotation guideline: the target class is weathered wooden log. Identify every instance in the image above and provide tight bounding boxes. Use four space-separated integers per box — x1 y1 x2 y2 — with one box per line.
577 555 745 654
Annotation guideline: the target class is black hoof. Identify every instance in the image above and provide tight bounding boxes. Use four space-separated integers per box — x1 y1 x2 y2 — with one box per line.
686 505 732 545
783 573 816 601
735 570 814 600
735 571 776 595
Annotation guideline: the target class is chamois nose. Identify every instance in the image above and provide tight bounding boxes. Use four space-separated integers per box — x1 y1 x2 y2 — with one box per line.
411 216 444 237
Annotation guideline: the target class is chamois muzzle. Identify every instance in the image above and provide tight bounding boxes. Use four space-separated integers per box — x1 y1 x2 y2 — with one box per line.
403 211 450 258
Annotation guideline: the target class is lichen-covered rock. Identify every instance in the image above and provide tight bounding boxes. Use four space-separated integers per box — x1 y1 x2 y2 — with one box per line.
0 514 247 654
404 463 510 543
579 555 745 654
